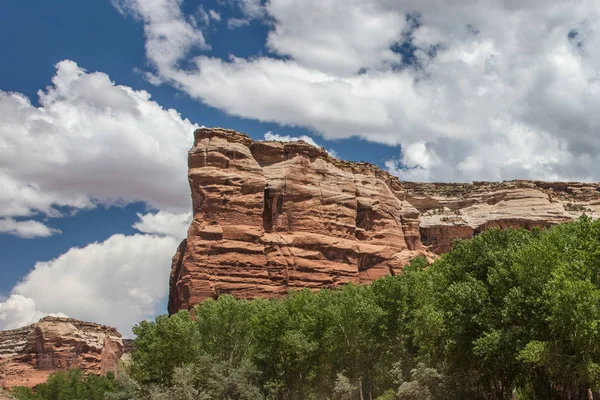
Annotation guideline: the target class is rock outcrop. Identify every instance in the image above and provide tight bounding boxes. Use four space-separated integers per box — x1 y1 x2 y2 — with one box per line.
169 127 600 313
0 317 123 389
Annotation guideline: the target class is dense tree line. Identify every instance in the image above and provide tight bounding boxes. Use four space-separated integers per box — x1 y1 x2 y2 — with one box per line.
10 370 119 400
12 217 600 399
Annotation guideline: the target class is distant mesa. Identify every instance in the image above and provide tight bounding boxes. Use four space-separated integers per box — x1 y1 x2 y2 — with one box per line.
169 127 600 312
0 317 123 389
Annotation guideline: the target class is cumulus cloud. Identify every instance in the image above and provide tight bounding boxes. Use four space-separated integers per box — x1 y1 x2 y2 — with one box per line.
0 60 197 228
117 0 600 182
112 0 208 76
133 211 191 241
0 211 194 334
0 218 61 239
0 58 202 333
266 0 406 75
0 233 177 335
264 132 338 158
0 294 67 330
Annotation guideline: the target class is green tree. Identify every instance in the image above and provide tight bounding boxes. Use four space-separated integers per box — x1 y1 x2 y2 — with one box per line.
322 283 385 399
193 295 256 366
12 370 118 400
371 256 432 387
417 228 536 398
396 363 444 400
130 311 200 385
511 216 600 398
121 217 600 399
146 357 263 400
251 290 326 399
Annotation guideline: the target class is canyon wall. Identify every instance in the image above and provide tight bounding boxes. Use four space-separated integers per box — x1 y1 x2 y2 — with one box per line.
0 317 123 389
169 127 600 313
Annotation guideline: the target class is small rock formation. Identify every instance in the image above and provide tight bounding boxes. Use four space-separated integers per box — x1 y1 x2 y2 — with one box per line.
169 127 600 313
0 317 123 389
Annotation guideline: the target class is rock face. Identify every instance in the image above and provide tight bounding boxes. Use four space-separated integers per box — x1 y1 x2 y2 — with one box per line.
169 127 600 313
0 317 123 389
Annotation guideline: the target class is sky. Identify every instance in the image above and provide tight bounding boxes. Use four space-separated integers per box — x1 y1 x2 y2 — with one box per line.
1 0 599 336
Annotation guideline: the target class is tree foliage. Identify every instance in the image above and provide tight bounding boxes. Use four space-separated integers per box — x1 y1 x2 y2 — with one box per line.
12 217 600 400
11 370 117 400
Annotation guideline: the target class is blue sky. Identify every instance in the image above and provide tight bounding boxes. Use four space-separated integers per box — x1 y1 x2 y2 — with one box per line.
0 0 399 333
0 1 391 291
1 0 599 335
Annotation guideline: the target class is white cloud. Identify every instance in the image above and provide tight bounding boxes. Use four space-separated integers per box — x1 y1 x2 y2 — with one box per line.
221 0 265 29
0 234 177 336
265 0 406 75
0 60 197 226
132 211 191 241
0 211 193 333
227 0 265 20
227 17 250 29
208 9 221 22
0 295 67 331
197 6 221 26
0 58 201 333
264 131 338 158
0 218 61 239
112 0 208 75
264 131 322 149
117 0 600 183
197 6 210 26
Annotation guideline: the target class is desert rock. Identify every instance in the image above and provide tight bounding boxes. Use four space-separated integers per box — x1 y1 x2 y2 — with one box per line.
169 128 600 312
0 317 123 389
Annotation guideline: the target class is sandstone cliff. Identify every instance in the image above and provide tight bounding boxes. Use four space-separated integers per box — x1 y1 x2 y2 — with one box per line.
0 317 123 389
169 127 600 313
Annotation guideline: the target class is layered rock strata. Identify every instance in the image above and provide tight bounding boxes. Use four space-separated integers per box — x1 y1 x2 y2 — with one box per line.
169 127 600 312
0 317 123 389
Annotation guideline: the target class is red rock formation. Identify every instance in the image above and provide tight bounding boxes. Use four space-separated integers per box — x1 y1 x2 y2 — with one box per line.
0 317 123 389
169 127 600 313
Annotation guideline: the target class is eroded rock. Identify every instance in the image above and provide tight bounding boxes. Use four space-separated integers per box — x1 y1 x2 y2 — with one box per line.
169 127 600 312
0 317 123 389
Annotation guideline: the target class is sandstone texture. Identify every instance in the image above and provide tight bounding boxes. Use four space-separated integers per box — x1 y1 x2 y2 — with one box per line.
0 317 123 389
169 127 600 312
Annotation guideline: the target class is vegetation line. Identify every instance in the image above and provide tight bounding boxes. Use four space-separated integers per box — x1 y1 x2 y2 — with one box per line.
11 216 600 400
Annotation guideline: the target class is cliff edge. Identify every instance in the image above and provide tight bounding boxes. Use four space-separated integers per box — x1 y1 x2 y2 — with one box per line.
169 127 600 312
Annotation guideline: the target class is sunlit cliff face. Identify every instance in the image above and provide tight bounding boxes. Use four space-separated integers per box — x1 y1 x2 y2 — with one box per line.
169 128 600 312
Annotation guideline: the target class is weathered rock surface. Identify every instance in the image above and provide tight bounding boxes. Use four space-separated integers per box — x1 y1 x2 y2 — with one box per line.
169 127 600 312
0 317 123 389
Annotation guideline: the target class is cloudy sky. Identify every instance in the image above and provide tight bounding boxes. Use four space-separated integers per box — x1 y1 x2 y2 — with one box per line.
1 0 599 335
